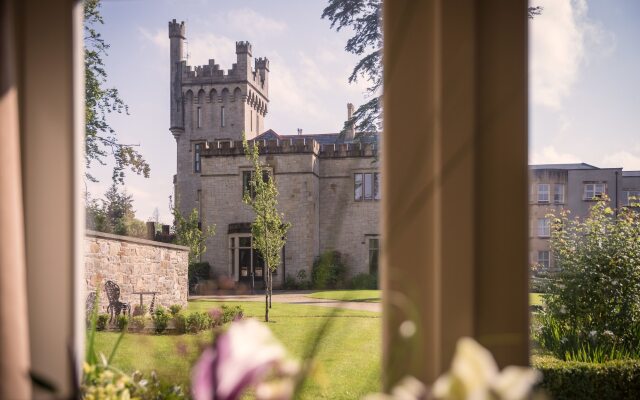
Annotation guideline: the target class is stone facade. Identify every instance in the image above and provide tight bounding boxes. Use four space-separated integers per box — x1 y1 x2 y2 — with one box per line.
529 164 640 270
84 230 189 312
168 20 380 289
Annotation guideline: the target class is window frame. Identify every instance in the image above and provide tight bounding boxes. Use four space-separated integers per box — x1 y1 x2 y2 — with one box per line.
354 172 380 202
584 182 606 200
537 218 550 238
537 250 550 269
368 236 380 275
193 142 202 173
537 183 550 203
553 183 565 204
624 190 640 206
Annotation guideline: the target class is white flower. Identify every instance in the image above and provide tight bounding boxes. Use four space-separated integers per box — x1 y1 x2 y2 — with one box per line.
363 376 428 400
432 337 541 400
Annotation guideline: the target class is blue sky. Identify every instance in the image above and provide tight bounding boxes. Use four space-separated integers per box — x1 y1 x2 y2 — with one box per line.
90 0 640 222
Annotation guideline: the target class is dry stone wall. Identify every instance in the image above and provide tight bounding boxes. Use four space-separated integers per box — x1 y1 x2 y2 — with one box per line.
84 230 189 313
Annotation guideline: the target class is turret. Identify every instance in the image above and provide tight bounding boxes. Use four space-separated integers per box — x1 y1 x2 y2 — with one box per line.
169 19 186 139
255 57 270 94
235 41 252 80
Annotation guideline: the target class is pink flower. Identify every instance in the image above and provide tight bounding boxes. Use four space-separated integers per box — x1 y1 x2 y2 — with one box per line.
192 319 292 400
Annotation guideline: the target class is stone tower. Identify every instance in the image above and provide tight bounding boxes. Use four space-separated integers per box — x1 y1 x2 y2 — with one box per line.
169 19 270 221
168 19 269 142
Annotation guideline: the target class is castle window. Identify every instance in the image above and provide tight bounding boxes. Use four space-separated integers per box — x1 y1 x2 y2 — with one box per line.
584 182 606 200
197 107 201 128
256 113 259 133
250 110 253 132
355 173 380 201
624 190 640 206
243 170 270 199
369 237 379 276
554 184 565 204
537 251 550 269
194 143 202 173
221 106 225 127
537 183 549 203
537 218 550 237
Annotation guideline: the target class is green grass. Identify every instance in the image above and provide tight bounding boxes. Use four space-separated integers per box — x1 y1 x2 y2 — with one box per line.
530 293 544 307
94 300 381 399
308 290 381 302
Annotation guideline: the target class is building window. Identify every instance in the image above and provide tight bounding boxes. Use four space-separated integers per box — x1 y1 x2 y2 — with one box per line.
229 234 267 282
623 190 640 206
537 218 550 237
256 114 259 134
369 237 379 276
196 107 201 128
355 173 380 201
250 110 253 132
584 182 606 200
537 251 550 269
554 184 565 204
242 170 270 199
537 183 550 203
221 106 225 127
194 143 202 173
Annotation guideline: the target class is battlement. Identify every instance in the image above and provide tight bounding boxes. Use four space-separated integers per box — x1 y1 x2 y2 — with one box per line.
200 138 377 158
255 57 270 71
168 19 185 39
236 41 252 55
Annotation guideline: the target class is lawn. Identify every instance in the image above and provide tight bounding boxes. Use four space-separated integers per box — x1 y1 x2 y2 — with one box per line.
307 290 544 307
308 290 381 302
94 300 381 399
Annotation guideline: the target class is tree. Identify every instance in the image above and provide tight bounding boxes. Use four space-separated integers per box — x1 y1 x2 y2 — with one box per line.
539 198 640 360
321 1 543 135
242 134 291 322
171 200 216 265
84 0 150 184
85 183 147 238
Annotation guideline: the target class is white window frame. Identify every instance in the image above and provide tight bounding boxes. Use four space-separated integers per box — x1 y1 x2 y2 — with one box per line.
194 143 202 173
553 183 565 204
537 251 550 269
221 106 225 127
584 182 606 200
537 218 550 237
537 183 550 203
196 106 201 128
354 172 381 201
624 190 640 206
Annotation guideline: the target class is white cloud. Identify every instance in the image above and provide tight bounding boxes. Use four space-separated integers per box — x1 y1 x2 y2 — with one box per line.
138 27 168 51
227 8 287 38
186 33 236 68
601 151 640 170
530 0 614 109
530 146 581 164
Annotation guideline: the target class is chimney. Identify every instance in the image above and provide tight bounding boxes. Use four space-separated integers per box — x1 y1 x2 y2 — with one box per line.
146 221 156 240
297 128 303 135
345 103 355 141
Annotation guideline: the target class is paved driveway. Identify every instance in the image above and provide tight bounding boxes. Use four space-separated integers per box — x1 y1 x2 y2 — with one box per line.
190 291 381 313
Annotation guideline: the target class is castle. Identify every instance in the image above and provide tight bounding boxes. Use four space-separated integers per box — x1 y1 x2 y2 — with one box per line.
168 20 380 289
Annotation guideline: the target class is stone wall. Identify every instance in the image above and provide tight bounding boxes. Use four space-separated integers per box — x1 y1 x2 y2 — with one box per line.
84 231 189 313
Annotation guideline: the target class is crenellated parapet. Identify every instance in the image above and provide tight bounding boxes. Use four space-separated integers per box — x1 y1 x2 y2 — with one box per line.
199 138 377 158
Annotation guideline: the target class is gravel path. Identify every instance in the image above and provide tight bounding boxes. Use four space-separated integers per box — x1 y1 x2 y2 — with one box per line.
190 291 381 313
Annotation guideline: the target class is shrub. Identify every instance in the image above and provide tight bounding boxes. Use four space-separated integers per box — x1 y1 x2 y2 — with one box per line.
129 316 146 333
116 314 129 331
311 251 347 289
534 356 640 399
132 304 148 317
188 262 211 293
221 305 244 323
186 312 212 333
173 313 187 334
152 306 170 334
169 304 183 316
540 200 640 359
96 314 109 331
349 273 378 289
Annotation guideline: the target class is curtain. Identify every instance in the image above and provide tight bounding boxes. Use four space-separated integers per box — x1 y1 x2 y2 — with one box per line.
0 0 32 397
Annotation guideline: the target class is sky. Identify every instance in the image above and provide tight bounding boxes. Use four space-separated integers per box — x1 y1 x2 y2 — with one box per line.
89 0 640 223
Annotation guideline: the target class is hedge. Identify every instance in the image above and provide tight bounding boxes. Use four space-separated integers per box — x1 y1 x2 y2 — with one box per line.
533 355 640 399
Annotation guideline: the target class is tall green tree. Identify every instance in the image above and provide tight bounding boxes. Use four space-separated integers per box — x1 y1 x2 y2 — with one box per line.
171 200 216 265
86 183 147 238
84 0 150 184
321 1 542 134
242 134 291 322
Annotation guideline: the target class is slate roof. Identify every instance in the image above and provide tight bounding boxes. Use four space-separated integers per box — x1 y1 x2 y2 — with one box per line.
254 129 378 145
529 163 599 170
623 171 640 177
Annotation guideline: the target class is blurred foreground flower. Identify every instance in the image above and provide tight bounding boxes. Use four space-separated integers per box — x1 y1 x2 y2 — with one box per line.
431 337 541 400
192 319 299 400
